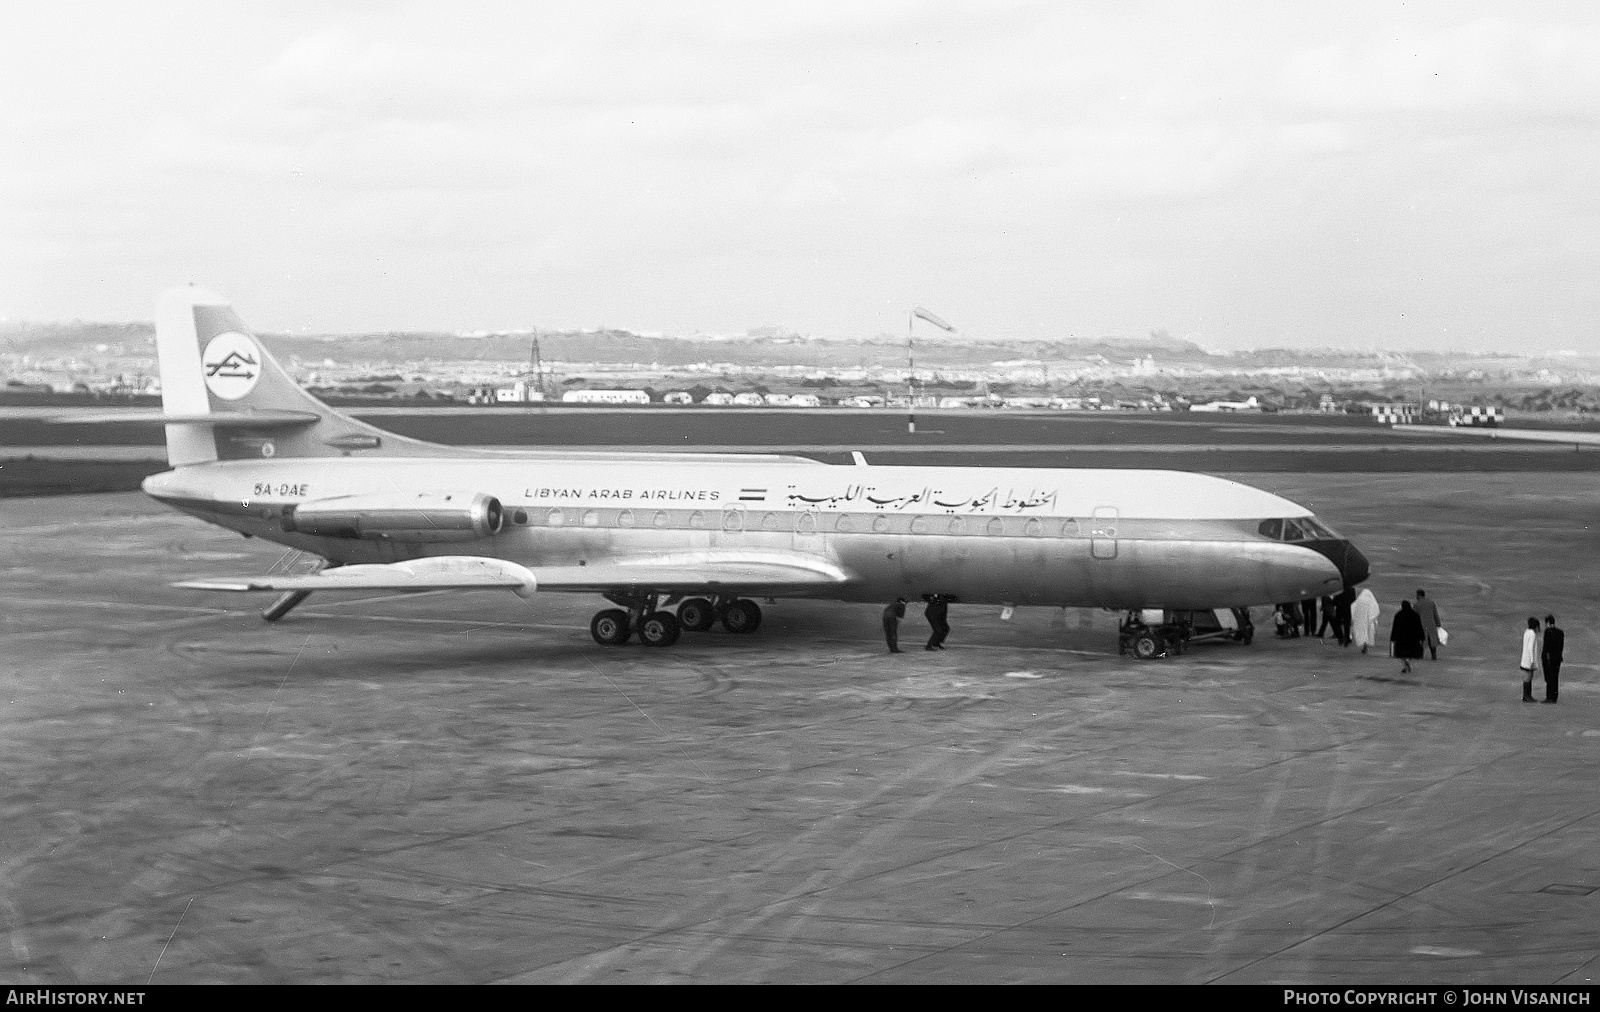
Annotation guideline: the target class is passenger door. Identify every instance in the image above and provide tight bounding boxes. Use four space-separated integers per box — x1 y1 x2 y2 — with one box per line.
1090 506 1119 560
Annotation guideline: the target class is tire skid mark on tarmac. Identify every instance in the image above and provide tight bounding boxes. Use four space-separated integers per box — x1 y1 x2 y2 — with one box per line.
1205 797 1600 984
503 671 1344 980
1195 723 1600 983
839 681 1517 982
536 700 1122 982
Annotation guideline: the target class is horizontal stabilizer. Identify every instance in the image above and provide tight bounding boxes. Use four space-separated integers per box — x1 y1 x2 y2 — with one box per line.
177 556 538 597
52 409 322 427
176 551 849 599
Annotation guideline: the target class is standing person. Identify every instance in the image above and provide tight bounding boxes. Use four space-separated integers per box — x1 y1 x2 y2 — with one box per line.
1335 587 1356 647
882 597 906 653
1541 615 1564 703
1519 617 1539 702
924 596 950 651
1390 599 1425 674
1414 589 1444 660
1317 595 1337 639
1301 598 1317 638
1351 588 1381 654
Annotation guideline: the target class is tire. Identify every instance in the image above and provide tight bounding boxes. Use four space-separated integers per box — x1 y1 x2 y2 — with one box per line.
590 608 632 646
637 611 681 647
1131 632 1161 660
677 598 716 632
721 599 763 634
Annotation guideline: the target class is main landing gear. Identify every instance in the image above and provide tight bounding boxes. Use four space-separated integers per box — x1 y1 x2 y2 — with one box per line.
589 594 763 646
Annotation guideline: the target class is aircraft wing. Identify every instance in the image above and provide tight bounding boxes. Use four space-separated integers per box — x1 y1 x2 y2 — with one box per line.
522 551 851 595
52 409 322 427
175 551 851 597
178 556 541 596
1392 424 1600 446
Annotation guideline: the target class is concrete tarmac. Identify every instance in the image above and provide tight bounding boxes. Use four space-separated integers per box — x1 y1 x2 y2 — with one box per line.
1 474 1597 984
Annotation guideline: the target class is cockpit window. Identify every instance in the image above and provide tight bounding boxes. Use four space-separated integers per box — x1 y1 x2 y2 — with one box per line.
1261 517 1337 541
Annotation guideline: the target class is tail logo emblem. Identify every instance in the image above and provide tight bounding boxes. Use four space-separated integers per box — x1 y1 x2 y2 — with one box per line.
202 331 261 400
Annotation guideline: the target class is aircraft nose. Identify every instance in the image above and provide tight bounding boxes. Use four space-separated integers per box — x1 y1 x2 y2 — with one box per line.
1333 539 1370 588
1303 538 1370 590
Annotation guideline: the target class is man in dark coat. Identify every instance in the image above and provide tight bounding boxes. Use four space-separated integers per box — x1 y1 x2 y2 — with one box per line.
882 598 906 653
1390 599 1426 674
1335 587 1355 647
1541 614 1564 703
1414 589 1444 660
1301 598 1317 638
925 596 950 650
1317 595 1337 639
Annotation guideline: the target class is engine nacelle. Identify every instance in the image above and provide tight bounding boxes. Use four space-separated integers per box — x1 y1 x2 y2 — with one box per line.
282 491 504 543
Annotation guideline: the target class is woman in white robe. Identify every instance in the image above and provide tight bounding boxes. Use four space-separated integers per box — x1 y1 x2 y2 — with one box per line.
1351 588 1381 653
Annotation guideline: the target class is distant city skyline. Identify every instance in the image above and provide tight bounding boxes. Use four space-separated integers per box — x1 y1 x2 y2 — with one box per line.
3 2 1599 352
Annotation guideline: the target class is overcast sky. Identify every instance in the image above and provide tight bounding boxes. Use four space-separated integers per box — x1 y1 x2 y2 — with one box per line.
3 2 1598 350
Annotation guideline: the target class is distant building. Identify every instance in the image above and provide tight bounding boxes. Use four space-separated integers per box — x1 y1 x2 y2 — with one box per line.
763 393 792 406
662 391 694 405
561 389 650 405
1366 401 1419 425
788 393 821 408
703 392 735 406
839 395 882 408
732 392 765 406
1448 405 1503 427
1051 397 1084 411
495 380 546 403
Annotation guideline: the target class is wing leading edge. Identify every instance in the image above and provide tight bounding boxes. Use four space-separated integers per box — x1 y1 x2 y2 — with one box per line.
176 551 850 598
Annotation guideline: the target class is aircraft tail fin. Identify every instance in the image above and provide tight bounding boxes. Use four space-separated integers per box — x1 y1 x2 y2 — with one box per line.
154 286 443 466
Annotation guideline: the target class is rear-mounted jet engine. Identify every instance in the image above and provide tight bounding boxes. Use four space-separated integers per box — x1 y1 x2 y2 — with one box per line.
281 492 504 542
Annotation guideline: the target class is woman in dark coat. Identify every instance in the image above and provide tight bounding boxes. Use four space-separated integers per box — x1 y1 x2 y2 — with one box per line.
1390 599 1426 673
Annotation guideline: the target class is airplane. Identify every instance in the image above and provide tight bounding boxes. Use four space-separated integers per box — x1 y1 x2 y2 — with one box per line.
106 287 1370 656
1189 395 1261 413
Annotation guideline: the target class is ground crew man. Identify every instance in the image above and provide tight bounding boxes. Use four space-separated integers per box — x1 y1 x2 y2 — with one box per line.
925 596 950 650
882 597 907 653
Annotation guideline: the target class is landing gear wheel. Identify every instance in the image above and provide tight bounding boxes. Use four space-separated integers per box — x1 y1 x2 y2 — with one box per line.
637 611 681 647
677 598 716 632
720 599 762 634
1131 632 1161 660
590 608 632 646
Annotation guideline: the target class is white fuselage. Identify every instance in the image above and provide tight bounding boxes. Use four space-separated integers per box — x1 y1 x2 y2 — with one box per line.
145 457 1354 609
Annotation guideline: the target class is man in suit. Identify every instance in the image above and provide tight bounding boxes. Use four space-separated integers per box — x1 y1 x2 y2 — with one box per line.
1542 614 1564 703
925 596 951 651
1414 589 1444 660
1317 595 1337 639
882 598 907 653
1335 587 1355 646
